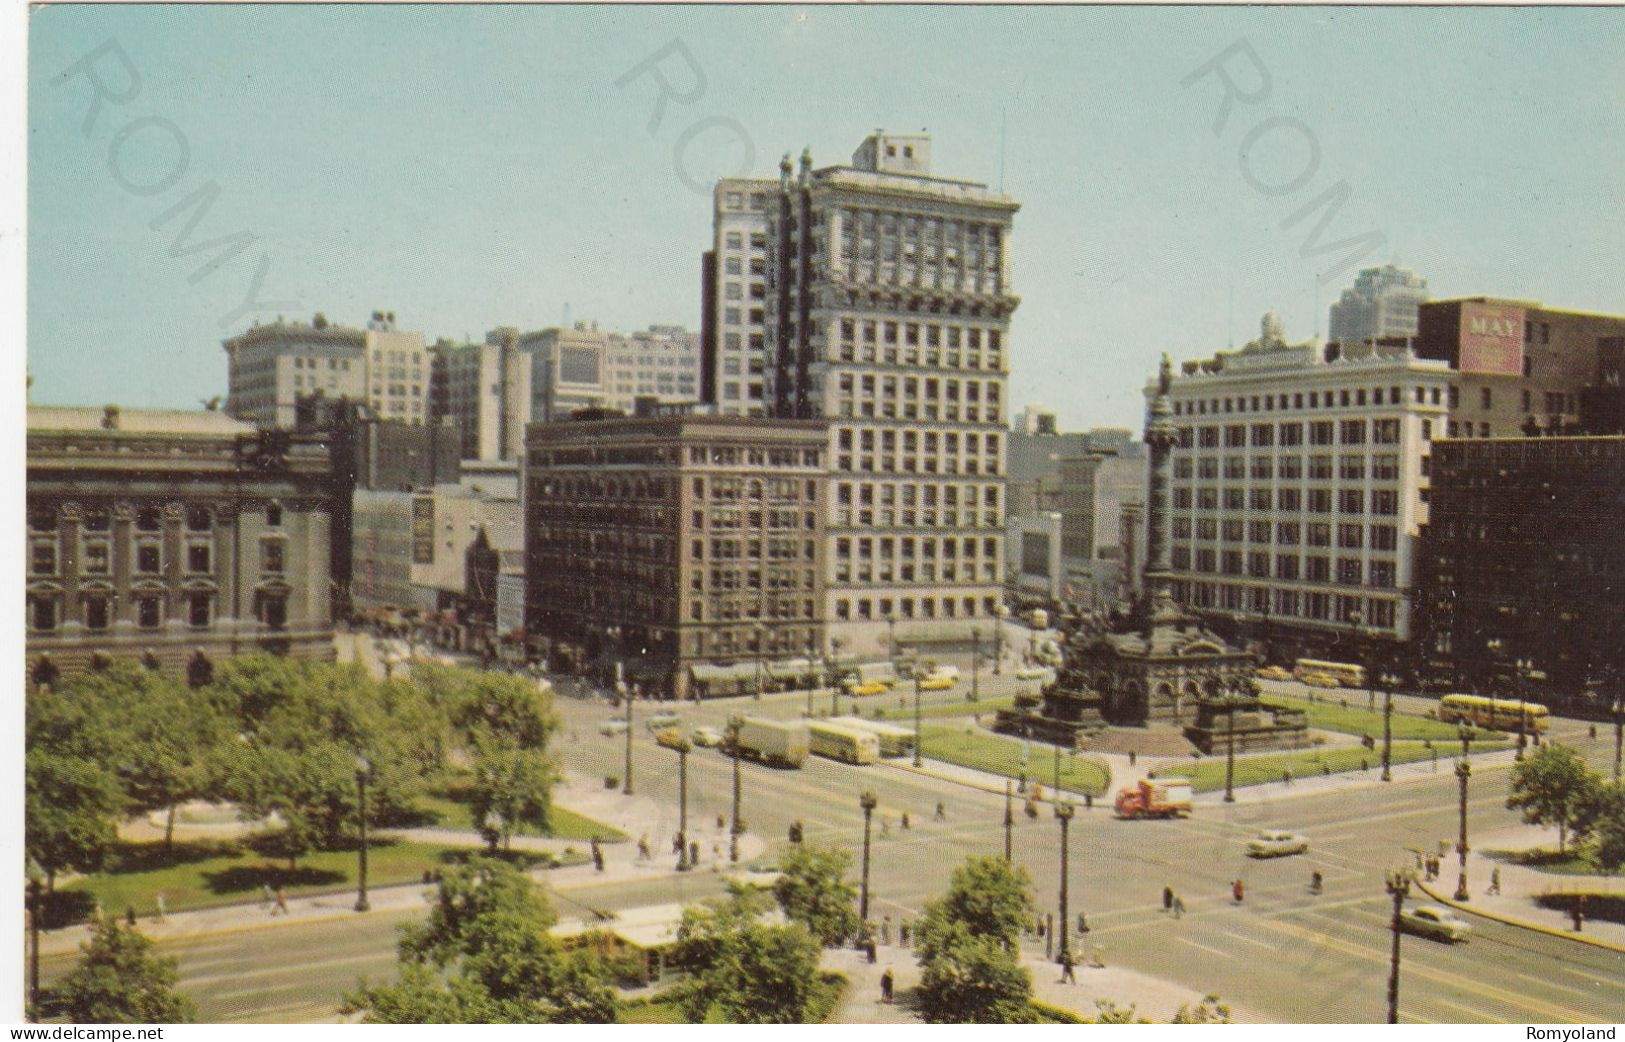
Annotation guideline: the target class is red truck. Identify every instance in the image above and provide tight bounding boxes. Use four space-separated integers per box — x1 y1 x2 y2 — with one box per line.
1114 779 1194 819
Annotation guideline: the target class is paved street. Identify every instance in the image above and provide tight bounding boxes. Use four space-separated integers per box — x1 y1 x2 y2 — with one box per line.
39 672 1623 1023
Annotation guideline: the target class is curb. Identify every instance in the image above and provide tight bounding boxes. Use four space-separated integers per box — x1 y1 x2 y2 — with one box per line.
1412 876 1625 954
877 759 1112 808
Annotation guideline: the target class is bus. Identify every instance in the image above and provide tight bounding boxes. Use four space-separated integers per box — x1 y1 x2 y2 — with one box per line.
1438 695 1549 734
831 716 917 758
807 721 882 765
1293 659 1368 689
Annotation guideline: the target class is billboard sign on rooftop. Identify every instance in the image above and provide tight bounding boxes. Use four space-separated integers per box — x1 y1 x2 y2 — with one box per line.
1458 301 1525 376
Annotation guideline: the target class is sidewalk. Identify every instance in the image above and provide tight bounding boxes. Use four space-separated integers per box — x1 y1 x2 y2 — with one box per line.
824 942 1243 1023
1187 744 1521 807
1410 823 1625 951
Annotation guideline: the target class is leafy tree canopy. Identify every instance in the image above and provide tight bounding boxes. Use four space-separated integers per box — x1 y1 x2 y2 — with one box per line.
57 917 195 1024
1507 744 1600 853
772 844 860 947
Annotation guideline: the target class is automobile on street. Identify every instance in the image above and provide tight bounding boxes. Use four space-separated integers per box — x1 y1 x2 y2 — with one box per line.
1399 905 1473 943
1246 829 1310 858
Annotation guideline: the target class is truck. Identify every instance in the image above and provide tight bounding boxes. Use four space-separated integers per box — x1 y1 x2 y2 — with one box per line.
732 717 810 769
807 721 882 765
1114 779 1194 819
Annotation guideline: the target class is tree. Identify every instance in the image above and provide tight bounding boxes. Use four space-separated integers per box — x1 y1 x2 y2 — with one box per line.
347 858 616 1023
1585 782 1625 875
26 752 124 890
223 741 363 869
1089 999 1152 1024
110 673 226 849
772 844 860 946
468 746 556 853
913 856 1039 1024
674 894 825 1024
1171 995 1234 1023
57 917 196 1023
415 665 559 750
1506 744 1600 853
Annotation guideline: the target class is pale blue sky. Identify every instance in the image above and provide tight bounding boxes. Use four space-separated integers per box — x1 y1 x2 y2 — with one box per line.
27 4 1625 431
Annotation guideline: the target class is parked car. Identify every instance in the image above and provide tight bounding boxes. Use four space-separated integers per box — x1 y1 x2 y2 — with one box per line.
1015 665 1052 681
1246 829 1310 858
919 674 957 691
690 726 724 748
1399 904 1472 943
599 719 630 737
1256 665 1293 682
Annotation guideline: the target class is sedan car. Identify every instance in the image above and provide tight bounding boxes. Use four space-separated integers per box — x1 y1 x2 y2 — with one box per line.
690 726 724 748
919 675 957 691
846 680 891 697
1399 904 1472 943
1301 672 1341 689
1256 665 1293 682
1246 829 1310 858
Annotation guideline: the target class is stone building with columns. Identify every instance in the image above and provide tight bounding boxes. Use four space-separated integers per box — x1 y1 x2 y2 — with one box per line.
26 405 335 682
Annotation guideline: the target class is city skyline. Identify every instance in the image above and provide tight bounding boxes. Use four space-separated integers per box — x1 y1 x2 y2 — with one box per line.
27 5 1625 432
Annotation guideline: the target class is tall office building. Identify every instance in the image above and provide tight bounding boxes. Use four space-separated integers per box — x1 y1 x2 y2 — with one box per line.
429 328 533 462
1157 313 1452 657
224 311 428 428
606 325 702 412
763 133 1018 655
701 178 776 415
516 324 614 422
1327 265 1429 344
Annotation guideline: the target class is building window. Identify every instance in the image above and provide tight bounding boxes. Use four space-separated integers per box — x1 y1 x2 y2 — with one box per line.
28 506 56 532
267 503 283 527
187 543 212 574
84 596 111 632
136 595 162 629
136 506 161 531
187 592 212 628
28 595 58 632
136 542 162 574
187 506 212 532
30 542 57 576
258 592 288 630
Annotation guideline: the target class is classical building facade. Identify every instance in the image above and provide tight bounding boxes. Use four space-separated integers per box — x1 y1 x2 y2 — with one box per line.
523 413 828 699
763 132 1017 655
701 177 776 415
1160 314 1452 655
26 405 335 681
1414 435 1625 700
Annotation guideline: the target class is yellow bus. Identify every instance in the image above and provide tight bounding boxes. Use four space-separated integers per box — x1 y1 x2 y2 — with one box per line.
807 721 882 765
1293 659 1368 689
1438 694 1549 734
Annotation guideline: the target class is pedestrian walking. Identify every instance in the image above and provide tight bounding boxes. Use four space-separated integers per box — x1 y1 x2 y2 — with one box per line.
900 921 911 946
1036 917 1046 939
262 883 273 907
1060 947 1078 984
689 841 699 867
1171 896 1185 919
638 835 651 861
1078 911 1089 934
881 916 892 945
1128 749 1137 767
126 906 137 927
880 967 895 1003
935 800 946 821
155 893 166 923
1572 903 1584 932
866 938 877 964
673 832 683 856
716 814 726 830
1163 885 1174 912
900 811 910 830
1282 768 1293 787
1488 867 1501 895
1232 879 1244 903
272 886 289 916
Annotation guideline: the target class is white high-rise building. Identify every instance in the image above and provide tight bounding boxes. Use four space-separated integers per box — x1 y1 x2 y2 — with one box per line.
224 311 427 428
429 328 532 462
702 178 776 415
1328 265 1429 344
1157 312 1451 648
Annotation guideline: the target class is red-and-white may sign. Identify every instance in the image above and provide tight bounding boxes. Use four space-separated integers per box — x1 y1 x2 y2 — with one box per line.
1458 301 1526 376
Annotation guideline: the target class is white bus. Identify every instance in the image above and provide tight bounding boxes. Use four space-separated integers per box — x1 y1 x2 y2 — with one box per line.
807 721 882 765
832 716 917 758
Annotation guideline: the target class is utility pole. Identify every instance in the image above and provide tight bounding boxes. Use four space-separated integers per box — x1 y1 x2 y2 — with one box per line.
913 671 923 768
1454 725 1473 901
1004 777 1014 861
675 737 692 871
1055 801 1075 967
623 681 635 795
859 790 878 921
806 639 816 717
354 755 372 912
729 715 743 863
1224 692 1238 803
1385 867 1412 1024
1381 675 1394 782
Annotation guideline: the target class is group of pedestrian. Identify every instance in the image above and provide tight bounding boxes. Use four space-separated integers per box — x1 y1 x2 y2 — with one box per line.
1422 853 1443 880
1161 885 1186 918
263 884 290 917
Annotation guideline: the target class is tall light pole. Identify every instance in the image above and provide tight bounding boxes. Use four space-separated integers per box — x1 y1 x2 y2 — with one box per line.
1385 867 1412 1024
859 790 878 921
886 615 897 664
1055 801 1075 967
1514 657 1533 761
1454 725 1473 902
913 670 924 768
805 638 817 717
1003 778 1014 862
971 629 981 702
994 604 1007 675
728 715 743 863
354 755 372 912
829 636 845 717
1381 670 1394 783
26 858 42 1019
623 681 635 796
1223 687 1239 804
1614 694 1623 783
674 736 692 871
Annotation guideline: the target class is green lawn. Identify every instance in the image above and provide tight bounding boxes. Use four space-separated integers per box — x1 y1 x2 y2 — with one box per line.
416 790 627 842
1156 739 1511 793
919 725 1110 797
619 998 688 1024
1267 694 1503 742
60 836 571 922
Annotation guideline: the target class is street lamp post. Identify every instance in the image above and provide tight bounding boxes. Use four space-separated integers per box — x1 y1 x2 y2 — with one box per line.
806 638 817 717
887 616 896 664
913 671 924 768
1381 672 1394 783
1055 801 1075 967
754 624 765 701
829 637 845 717
1515 658 1533 761
675 737 692 871
26 859 42 1018
1614 694 1623 783
1003 777 1014 862
971 629 981 703
354 755 371 912
859 790 878 921
624 682 636 795
728 715 743 863
1454 725 1473 902
1385 867 1412 1024
1223 688 1239 804
994 604 1007 675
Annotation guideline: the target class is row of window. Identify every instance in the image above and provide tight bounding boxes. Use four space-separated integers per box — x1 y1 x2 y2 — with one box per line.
29 537 288 577
27 589 287 632
1179 418 1405 450
1173 519 1400 550
1174 384 1437 416
1171 546 1398 587
1176 453 1403 481
1174 582 1398 629
834 594 1001 622
1173 487 1401 515
28 503 283 533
